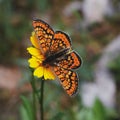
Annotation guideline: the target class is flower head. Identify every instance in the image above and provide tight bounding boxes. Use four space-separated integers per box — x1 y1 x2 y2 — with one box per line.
27 32 55 80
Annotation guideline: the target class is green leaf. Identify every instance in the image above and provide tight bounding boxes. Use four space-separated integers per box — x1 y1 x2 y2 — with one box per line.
92 98 107 120
20 105 30 120
20 96 34 120
76 108 95 120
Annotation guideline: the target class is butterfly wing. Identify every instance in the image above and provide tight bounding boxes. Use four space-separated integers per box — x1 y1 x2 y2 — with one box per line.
50 31 71 53
53 65 79 96
53 51 81 96
51 32 81 96
57 51 82 69
33 19 71 54
32 19 54 53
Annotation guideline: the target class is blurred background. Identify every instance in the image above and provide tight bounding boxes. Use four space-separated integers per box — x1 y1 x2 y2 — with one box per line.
0 0 120 120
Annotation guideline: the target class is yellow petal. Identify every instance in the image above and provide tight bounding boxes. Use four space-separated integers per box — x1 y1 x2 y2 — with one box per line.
28 56 41 68
44 67 55 80
27 47 43 59
33 67 44 78
30 32 40 49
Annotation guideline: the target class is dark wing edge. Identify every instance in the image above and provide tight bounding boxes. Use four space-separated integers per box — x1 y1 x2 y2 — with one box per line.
54 31 72 46
32 18 54 34
70 51 82 69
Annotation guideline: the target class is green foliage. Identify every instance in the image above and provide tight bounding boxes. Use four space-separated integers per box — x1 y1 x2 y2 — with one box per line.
109 57 120 82
20 105 30 120
0 0 32 64
20 96 35 120
36 0 50 12
93 99 106 120
76 99 116 120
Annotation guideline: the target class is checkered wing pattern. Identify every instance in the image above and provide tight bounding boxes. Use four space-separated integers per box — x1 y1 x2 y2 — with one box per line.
53 51 81 96
32 19 54 53
53 66 79 96
50 31 71 53
57 51 81 69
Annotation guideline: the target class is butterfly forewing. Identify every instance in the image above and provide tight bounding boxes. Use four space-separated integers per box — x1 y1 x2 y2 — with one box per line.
32 19 54 53
50 31 71 53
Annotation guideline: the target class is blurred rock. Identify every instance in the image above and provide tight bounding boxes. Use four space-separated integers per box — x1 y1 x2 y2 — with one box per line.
83 0 112 25
0 66 21 89
63 0 113 26
81 35 120 108
63 1 82 17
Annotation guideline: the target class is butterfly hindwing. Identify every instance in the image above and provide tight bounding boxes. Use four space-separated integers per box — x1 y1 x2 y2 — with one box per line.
57 51 82 70
53 66 79 96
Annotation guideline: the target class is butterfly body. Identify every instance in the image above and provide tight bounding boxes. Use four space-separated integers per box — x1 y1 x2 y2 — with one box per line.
43 48 70 66
32 19 82 96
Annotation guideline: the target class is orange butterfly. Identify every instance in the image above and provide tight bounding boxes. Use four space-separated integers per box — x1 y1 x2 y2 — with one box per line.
32 19 82 96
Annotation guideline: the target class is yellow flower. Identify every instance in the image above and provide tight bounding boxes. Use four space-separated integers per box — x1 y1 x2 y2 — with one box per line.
27 32 55 80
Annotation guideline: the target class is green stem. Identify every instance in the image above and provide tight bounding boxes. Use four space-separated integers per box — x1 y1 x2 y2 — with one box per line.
30 74 37 120
40 78 44 120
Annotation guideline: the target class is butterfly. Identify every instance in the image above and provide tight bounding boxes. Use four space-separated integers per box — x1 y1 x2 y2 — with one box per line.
32 19 82 96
